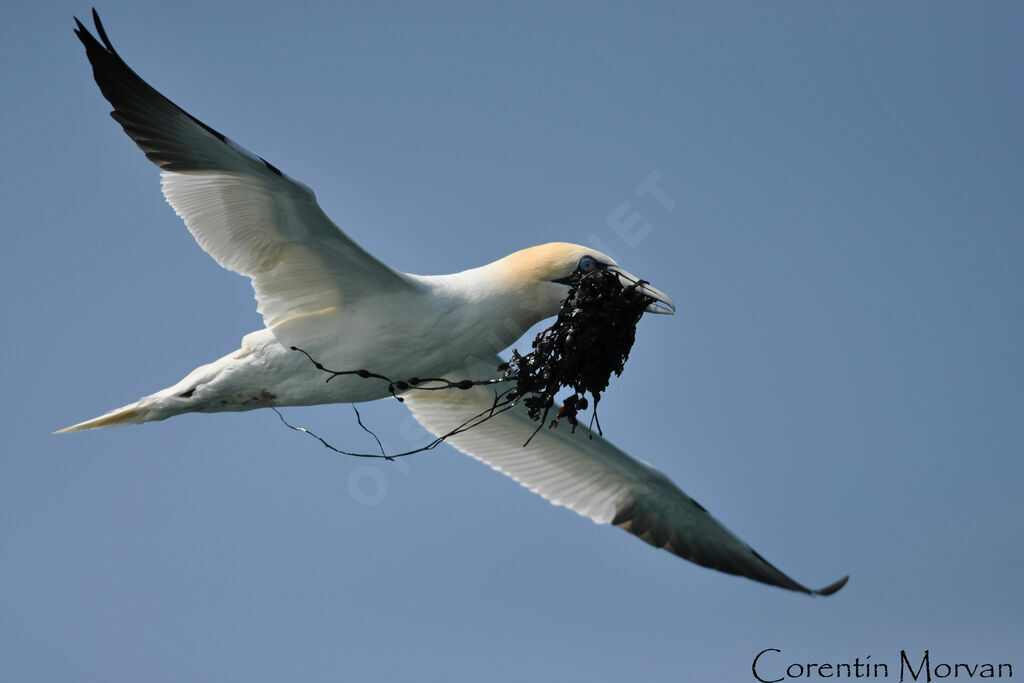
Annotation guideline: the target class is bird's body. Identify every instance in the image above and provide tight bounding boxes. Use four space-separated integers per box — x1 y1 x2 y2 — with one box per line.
63 11 847 596
62 245 594 428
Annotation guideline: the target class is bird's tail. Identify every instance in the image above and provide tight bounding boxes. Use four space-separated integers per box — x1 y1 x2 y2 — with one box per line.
55 346 243 435
54 400 153 434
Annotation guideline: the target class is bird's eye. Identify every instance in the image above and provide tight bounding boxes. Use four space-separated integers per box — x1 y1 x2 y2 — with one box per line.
579 256 599 273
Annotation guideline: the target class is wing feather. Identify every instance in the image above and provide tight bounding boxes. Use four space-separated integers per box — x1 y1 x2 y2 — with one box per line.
75 11 415 327
404 358 848 596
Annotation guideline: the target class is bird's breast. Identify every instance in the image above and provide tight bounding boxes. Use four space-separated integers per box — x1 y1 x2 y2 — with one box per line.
265 289 533 392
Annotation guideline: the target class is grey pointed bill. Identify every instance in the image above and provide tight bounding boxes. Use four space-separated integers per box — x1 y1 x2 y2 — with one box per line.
606 266 676 315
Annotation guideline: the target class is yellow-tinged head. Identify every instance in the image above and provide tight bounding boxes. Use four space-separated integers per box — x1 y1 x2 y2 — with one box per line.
489 242 675 318
496 242 616 286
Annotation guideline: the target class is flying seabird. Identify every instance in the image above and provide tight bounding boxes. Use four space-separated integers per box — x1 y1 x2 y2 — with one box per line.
60 10 847 596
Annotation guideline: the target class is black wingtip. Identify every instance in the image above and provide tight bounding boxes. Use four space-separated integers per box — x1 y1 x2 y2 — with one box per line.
72 7 251 171
812 574 850 597
73 10 116 57
90 8 117 54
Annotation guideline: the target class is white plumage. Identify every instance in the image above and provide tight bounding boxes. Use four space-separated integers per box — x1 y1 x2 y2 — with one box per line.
60 10 847 596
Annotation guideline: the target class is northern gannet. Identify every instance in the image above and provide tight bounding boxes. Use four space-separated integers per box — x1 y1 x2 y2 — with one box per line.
60 11 847 596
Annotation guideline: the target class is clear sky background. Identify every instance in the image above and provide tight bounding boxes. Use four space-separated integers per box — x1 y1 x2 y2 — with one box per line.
2 2 1022 681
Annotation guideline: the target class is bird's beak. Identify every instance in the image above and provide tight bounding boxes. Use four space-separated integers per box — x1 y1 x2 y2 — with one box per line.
606 266 676 315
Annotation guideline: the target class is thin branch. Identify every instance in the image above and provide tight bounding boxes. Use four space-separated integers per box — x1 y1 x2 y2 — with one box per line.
288 346 507 402
271 385 520 461
352 404 388 459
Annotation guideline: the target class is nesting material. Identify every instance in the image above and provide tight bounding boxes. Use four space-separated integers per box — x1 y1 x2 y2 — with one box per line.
503 269 654 434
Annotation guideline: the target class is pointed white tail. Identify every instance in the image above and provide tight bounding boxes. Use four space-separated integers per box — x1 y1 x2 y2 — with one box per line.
54 401 151 434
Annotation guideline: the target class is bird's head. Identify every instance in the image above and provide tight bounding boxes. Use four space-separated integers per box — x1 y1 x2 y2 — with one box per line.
494 242 676 320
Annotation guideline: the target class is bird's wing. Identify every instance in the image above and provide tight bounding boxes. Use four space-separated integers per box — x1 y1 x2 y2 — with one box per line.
74 11 417 328
404 357 848 595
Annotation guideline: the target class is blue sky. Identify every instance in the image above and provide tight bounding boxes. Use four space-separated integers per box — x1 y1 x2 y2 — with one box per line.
2 2 1022 681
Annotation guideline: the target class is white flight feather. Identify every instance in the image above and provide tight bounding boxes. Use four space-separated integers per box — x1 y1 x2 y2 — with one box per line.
160 169 415 329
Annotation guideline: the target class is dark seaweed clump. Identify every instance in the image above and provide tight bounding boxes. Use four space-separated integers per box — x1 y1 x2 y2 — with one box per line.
502 269 653 435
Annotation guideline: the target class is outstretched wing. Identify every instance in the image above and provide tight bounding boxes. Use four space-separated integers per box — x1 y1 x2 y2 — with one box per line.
404 358 848 595
75 10 417 328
